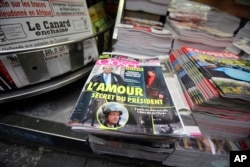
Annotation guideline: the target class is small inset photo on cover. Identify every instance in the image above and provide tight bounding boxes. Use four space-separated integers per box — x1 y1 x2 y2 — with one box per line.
97 102 129 129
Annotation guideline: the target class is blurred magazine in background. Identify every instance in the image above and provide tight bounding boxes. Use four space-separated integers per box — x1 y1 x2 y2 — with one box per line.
113 17 174 56
167 0 240 51
88 1 111 52
169 46 250 139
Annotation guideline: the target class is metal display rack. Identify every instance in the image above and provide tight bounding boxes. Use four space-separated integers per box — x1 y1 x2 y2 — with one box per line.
0 20 114 104
0 15 115 146
0 77 90 144
0 1 168 166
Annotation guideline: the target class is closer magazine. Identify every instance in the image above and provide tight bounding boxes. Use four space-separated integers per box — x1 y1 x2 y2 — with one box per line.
67 53 190 138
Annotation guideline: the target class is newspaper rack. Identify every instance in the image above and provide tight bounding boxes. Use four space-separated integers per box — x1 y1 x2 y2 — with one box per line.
0 20 114 104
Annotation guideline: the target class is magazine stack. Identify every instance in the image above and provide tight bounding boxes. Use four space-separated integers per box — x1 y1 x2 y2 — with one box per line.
167 0 240 51
125 0 171 16
88 134 175 162
113 16 175 56
169 46 250 139
0 0 98 92
229 21 250 59
163 136 246 167
67 53 195 139
88 132 250 166
159 56 201 137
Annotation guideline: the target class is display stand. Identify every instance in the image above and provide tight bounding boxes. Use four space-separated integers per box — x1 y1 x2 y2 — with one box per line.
0 77 89 147
0 11 114 150
0 1 166 166
0 19 114 103
0 71 168 167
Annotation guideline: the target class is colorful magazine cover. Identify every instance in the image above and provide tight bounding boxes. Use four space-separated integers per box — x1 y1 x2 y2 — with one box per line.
182 46 250 101
159 56 201 137
67 53 187 138
169 49 208 108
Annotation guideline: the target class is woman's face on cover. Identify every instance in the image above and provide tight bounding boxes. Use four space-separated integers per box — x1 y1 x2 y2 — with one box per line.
147 70 155 76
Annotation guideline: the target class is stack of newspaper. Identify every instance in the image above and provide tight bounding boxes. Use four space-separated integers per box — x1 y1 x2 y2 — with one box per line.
231 21 250 59
67 53 201 139
169 46 250 139
0 39 98 91
167 0 240 51
0 0 98 91
113 16 175 56
88 134 175 162
125 0 171 15
163 136 246 167
89 133 250 166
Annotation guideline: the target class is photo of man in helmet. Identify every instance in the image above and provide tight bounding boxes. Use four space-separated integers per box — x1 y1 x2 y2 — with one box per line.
98 102 128 128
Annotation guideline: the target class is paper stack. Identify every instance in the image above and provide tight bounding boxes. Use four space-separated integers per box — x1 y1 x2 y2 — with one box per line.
113 16 175 56
169 46 250 139
167 0 240 51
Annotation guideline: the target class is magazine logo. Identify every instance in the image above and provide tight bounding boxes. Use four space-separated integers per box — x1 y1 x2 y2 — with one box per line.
184 47 239 59
26 20 70 36
230 151 249 167
96 58 140 67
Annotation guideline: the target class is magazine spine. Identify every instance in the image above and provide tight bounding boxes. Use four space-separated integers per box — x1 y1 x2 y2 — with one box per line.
181 46 220 97
0 59 18 90
169 50 204 107
0 55 30 88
